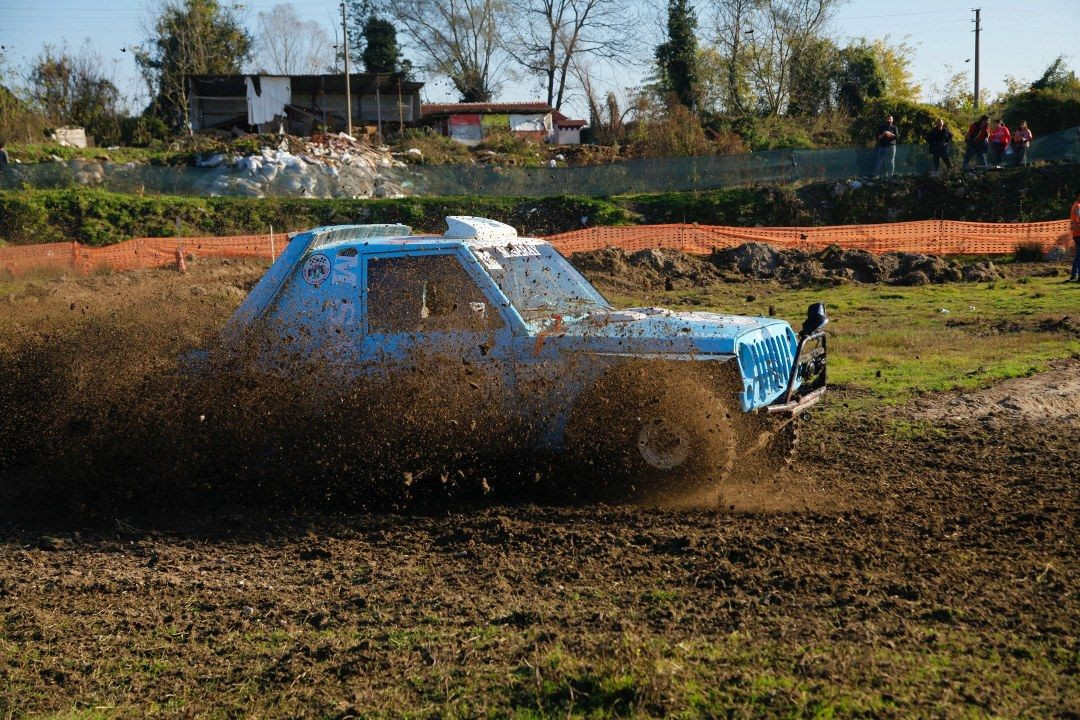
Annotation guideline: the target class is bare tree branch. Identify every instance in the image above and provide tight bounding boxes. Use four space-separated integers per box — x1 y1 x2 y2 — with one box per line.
508 0 637 109
255 4 335 75
375 0 508 101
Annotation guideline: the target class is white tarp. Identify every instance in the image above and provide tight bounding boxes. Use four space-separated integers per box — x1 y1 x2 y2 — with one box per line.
508 113 552 133
246 76 291 125
51 126 88 148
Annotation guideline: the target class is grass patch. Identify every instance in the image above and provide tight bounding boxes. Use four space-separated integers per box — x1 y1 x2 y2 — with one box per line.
606 274 1080 404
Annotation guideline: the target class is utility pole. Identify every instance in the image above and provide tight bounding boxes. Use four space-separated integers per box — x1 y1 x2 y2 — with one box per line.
973 8 981 110
340 1 353 136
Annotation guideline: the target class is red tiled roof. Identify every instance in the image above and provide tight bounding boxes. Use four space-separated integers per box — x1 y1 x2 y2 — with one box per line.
421 101 553 116
551 109 587 128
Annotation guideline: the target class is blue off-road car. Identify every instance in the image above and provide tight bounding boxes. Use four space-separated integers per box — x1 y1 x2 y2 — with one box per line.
221 217 827 497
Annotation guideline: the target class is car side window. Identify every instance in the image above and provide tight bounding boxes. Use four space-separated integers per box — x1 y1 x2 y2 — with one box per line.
367 254 501 333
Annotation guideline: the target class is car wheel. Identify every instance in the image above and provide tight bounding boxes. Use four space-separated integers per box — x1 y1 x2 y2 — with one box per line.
564 361 736 503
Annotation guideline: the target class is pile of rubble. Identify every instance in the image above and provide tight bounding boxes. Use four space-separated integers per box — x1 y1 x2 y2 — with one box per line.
191 133 409 198
572 243 1003 290
49 133 412 199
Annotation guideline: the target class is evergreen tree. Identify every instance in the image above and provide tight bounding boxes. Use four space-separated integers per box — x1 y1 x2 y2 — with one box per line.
135 0 251 128
655 0 699 112
362 16 402 74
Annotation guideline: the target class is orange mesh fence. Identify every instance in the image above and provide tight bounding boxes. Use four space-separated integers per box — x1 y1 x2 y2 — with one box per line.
0 234 280 276
544 220 1074 256
0 220 1073 276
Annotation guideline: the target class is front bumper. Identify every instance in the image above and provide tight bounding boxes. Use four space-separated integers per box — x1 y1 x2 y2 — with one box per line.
764 330 827 416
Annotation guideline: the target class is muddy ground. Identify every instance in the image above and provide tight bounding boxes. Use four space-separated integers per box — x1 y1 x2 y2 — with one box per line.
0 261 1077 718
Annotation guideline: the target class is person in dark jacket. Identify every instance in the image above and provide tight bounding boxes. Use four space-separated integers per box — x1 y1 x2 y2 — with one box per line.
873 114 899 176
925 119 953 171
962 115 990 169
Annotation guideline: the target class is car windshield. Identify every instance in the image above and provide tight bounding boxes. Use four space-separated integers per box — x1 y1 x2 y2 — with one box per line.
472 242 611 321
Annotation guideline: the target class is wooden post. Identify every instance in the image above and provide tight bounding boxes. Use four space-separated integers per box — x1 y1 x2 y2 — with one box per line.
375 74 383 138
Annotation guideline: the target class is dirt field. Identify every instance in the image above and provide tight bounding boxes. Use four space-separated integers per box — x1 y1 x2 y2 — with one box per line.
0 260 1077 718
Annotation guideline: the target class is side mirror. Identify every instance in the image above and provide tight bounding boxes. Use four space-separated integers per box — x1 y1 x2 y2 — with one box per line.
801 302 828 337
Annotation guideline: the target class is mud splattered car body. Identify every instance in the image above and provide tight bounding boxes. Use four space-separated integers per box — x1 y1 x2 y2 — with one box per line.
223 217 826 491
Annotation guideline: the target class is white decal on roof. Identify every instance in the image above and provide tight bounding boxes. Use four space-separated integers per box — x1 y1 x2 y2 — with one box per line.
493 243 542 258
475 250 504 271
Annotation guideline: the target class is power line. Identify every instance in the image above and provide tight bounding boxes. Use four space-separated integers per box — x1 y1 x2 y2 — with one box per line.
838 8 970 20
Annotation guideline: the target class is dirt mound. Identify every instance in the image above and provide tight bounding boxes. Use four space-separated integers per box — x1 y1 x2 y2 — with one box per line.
572 243 1003 290
570 247 724 291
913 359 1080 425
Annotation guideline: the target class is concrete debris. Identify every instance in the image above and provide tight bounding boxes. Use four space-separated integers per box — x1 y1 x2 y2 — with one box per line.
56 133 409 199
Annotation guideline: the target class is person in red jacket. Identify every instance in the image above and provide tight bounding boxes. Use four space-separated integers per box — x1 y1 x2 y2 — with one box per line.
988 119 1012 166
962 115 990 169
1070 189 1080 282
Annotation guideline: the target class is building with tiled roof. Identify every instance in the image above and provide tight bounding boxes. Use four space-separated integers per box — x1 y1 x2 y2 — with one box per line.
420 101 587 145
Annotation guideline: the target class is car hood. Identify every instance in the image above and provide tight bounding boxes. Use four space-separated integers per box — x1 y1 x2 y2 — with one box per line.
538 307 796 356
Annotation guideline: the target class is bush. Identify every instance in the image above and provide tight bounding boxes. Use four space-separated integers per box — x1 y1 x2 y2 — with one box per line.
1013 241 1047 262
391 127 473 165
999 88 1080 137
475 129 545 165
628 104 750 157
851 97 963 148
121 114 171 147
0 192 66 244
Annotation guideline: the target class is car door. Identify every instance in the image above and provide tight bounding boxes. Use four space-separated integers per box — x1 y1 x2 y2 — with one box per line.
358 249 516 405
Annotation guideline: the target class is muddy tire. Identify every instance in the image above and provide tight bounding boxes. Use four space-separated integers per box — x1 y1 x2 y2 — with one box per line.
564 362 736 503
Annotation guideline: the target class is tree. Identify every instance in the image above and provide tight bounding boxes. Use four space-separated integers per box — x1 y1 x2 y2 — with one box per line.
372 0 508 102
709 0 757 114
1 49 46 143
24 41 125 145
736 0 841 115
834 43 885 114
868 38 919 101
929 68 973 115
655 0 700 111
1030 55 1078 92
785 36 838 116
254 4 334 75
346 1 407 74
361 16 403 73
508 0 636 109
997 57 1080 135
135 0 252 127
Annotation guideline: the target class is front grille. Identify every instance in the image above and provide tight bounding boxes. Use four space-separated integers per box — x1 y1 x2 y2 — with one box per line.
737 329 796 409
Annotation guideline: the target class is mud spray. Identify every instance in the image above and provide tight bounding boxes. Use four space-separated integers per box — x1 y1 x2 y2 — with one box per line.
0 261 813 523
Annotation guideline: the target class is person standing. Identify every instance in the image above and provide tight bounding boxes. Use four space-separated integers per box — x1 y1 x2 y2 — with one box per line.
0 142 9 166
873 114 899 177
1012 121 1034 165
989 119 1011 166
1070 189 1080 282
962 115 990 169
925 119 953 172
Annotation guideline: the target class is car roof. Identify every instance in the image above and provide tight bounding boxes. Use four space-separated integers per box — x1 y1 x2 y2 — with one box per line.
300 216 549 256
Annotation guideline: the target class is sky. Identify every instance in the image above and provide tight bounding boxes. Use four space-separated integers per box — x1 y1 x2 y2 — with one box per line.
0 0 1077 120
